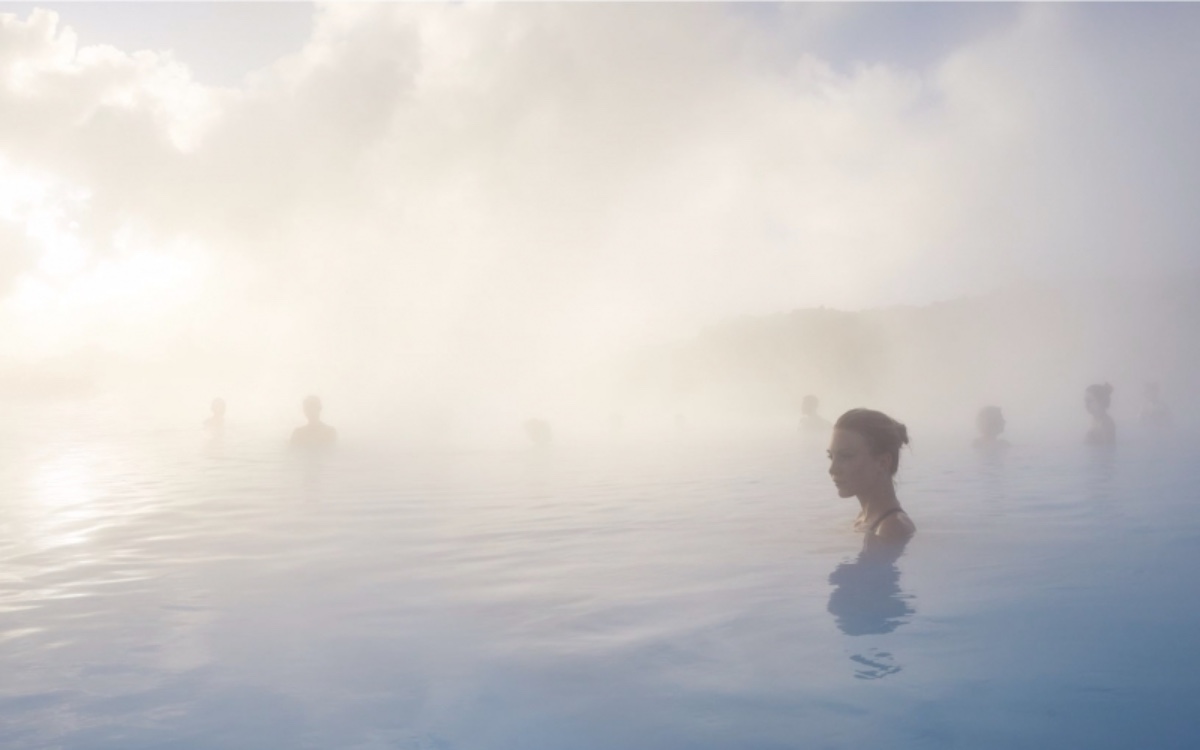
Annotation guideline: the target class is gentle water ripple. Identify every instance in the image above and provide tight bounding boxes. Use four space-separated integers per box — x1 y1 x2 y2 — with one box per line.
2 427 1199 748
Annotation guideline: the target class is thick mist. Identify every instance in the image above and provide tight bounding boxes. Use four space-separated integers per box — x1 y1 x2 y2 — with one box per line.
3 4 1200 447
627 275 1200 444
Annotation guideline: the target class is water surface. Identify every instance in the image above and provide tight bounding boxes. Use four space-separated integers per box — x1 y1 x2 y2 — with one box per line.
2 416 1198 749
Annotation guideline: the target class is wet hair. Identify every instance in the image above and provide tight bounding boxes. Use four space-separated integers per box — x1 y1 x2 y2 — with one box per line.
834 408 909 474
1085 383 1112 409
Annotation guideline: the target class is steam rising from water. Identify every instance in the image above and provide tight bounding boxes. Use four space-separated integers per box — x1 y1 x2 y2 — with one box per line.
2 4 1200 442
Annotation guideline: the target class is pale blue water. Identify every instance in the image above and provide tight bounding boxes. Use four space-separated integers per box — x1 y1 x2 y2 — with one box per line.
2 416 1199 749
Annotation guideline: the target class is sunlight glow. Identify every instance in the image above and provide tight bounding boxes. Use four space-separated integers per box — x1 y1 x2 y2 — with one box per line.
16 446 112 553
29 450 95 510
0 160 210 358
7 240 209 358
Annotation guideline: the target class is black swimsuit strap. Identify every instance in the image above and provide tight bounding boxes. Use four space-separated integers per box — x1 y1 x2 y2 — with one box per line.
869 507 904 533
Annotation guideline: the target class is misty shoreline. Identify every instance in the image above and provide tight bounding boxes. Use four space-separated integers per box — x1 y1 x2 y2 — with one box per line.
3 274 1193 445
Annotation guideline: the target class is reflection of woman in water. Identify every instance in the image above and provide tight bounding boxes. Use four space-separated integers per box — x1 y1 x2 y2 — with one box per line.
827 534 914 636
828 409 915 540
1084 383 1115 446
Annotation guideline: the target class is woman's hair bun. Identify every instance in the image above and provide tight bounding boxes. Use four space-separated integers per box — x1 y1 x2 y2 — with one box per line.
834 408 910 474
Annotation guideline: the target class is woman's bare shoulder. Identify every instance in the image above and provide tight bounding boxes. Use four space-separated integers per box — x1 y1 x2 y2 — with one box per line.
874 511 916 540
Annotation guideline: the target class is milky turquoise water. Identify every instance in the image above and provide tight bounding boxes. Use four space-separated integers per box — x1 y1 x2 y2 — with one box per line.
2 413 1198 749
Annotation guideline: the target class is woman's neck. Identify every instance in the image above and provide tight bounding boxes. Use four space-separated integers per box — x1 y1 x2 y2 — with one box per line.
857 480 900 517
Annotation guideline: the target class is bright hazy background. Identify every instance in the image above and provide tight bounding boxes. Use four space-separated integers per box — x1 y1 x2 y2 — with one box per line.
2 3 1198 441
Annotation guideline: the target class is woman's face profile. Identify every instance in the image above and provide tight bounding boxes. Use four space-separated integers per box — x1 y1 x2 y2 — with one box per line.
828 428 889 498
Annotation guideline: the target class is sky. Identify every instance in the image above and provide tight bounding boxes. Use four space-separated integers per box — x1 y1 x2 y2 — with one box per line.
2 3 1200 424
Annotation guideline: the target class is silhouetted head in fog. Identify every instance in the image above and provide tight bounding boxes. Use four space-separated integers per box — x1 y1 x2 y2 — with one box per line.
303 395 321 423
292 395 337 448
205 398 226 432
524 418 552 448
1084 383 1115 445
974 406 1007 446
1085 383 1112 415
799 394 831 434
1140 382 1171 429
829 409 915 540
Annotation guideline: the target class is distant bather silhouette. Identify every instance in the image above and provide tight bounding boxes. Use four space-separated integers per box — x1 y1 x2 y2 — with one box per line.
291 395 337 448
524 418 552 448
973 405 1009 449
204 397 226 433
1084 383 1115 446
1139 382 1171 430
799 394 832 435
828 409 915 541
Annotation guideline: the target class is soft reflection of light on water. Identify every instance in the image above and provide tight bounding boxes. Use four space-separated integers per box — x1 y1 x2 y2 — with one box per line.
4 446 114 595
30 444 103 508
29 449 97 509
23 446 106 550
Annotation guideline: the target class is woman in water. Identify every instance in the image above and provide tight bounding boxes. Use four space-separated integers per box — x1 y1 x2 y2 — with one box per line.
828 408 915 540
1084 383 1116 446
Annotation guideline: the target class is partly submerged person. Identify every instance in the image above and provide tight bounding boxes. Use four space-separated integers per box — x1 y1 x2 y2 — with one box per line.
973 405 1009 449
1139 382 1171 430
291 395 337 449
1084 383 1115 446
204 397 226 433
799 394 832 435
524 418 553 448
828 408 915 541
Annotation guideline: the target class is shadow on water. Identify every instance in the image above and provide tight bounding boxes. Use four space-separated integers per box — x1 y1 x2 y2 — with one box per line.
827 534 914 680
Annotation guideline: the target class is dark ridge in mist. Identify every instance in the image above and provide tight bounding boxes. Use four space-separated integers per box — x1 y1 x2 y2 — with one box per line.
622 274 1200 435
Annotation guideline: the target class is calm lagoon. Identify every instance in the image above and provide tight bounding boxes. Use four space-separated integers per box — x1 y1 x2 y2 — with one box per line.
2 412 1198 749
